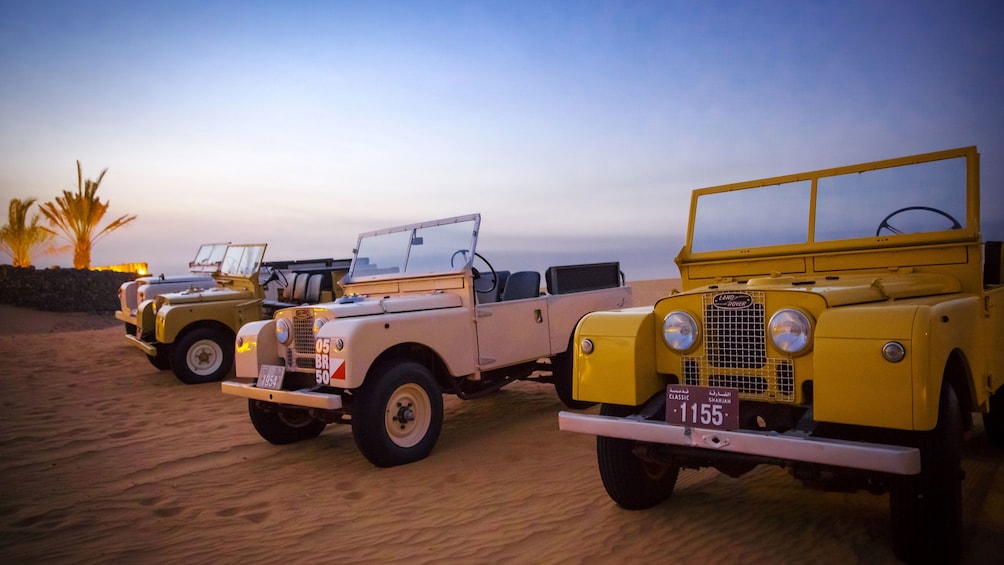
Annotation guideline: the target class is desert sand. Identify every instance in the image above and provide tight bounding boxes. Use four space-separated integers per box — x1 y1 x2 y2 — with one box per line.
1 279 1002 563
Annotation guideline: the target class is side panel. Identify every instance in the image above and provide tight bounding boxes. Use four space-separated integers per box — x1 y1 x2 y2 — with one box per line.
916 297 983 423
474 297 550 369
573 308 663 406
987 286 1004 403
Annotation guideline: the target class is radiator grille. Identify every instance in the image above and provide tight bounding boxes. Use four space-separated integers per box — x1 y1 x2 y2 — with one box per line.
682 291 795 402
705 291 766 369
287 309 317 372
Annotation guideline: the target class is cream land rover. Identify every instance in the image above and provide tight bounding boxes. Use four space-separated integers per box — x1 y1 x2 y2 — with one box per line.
222 214 631 467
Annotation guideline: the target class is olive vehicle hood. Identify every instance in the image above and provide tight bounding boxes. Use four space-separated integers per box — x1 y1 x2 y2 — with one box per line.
162 286 256 305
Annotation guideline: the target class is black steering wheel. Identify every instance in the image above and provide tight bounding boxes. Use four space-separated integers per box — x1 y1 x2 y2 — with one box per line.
450 249 498 294
262 266 289 290
876 206 962 236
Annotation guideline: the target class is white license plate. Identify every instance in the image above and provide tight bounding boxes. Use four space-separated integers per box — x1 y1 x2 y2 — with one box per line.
257 365 285 390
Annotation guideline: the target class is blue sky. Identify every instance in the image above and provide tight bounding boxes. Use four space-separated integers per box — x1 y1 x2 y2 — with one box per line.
1 0 1002 280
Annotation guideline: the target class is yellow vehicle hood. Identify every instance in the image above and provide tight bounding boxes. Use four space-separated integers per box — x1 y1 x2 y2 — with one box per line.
736 271 961 306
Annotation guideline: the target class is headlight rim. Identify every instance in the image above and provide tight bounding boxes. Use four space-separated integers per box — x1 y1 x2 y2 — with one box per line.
768 308 813 356
276 318 292 345
662 310 700 353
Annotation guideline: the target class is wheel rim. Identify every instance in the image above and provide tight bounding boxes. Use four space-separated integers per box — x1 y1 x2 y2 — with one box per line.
186 338 224 376
384 383 432 448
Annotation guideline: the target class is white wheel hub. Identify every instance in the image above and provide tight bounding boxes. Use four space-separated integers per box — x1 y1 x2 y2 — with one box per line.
187 338 223 376
385 383 431 448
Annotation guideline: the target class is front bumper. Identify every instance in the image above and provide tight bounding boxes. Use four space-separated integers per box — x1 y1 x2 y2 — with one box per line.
123 333 158 356
558 411 921 475
221 380 343 410
114 310 137 325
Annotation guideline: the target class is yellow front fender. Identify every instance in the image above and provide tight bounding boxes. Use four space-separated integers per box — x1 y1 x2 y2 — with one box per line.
573 307 665 406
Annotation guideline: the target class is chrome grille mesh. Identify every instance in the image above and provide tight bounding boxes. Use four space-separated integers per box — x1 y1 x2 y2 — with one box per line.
683 291 795 402
287 310 317 371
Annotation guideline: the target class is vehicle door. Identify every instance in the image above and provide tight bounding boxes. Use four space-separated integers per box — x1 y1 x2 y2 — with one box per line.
474 297 550 370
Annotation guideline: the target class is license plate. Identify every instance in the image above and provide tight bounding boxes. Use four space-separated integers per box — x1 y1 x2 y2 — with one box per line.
666 385 739 430
257 364 285 390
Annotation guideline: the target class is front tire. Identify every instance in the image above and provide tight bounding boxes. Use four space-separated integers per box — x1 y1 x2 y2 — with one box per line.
352 361 443 467
170 327 234 384
982 384 1004 445
146 344 171 370
889 381 963 563
597 403 679 509
553 350 596 410
248 400 326 444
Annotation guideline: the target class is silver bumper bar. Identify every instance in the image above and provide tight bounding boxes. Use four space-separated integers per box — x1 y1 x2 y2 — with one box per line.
221 380 344 410
558 411 921 475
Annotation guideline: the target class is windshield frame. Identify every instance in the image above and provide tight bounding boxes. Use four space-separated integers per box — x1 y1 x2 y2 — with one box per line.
345 213 482 283
682 146 979 262
219 244 268 277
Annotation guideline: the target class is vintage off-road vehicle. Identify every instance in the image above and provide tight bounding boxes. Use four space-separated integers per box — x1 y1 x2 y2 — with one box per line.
114 242 228 333
559 146 1003 563
126 243 351 385
221 213 631 467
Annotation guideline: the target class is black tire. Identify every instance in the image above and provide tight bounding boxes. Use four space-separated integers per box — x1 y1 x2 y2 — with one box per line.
553 350 596 410
982 384 1004 445
352 361 443 467
597 403 679 509
889 381 963 564
170 327 235 385
146 344 171 371
248 400 326 444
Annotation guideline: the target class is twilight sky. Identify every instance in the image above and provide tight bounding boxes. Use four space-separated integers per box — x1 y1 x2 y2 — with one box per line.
2 0 1002 280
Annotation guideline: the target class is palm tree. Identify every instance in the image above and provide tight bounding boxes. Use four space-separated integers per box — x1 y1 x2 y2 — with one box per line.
38 161 137 269
0 197 55 267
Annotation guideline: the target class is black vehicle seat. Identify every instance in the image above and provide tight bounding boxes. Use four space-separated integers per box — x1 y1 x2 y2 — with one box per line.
501 271 540 301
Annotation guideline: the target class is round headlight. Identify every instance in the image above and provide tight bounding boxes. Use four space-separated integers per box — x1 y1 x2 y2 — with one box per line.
276 318 292 344
663 311 699 352
313 318 326 333
768 309 812 355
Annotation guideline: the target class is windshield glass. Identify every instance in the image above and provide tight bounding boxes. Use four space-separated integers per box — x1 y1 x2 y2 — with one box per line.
691 181 811 253
689 154 969 253
190 243 228 272
815 157 966 240
220 245 266 277
351 215 479 280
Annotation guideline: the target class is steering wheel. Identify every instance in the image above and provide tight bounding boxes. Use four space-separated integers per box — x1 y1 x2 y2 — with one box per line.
262 266 289 290
876 206 962 236
451 249 498 294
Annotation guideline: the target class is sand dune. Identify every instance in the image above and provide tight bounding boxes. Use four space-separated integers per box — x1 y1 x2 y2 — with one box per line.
0 281 1002 563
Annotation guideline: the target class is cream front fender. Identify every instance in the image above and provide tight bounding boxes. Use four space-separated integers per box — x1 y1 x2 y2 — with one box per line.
235 320 277 379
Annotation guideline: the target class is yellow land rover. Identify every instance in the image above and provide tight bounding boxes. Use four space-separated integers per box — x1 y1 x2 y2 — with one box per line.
559 146 1002 563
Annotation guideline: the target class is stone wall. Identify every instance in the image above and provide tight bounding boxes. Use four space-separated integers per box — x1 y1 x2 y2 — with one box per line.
0 265 136 312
